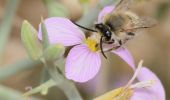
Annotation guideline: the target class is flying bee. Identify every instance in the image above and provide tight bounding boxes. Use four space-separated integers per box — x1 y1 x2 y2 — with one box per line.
73 0 156 58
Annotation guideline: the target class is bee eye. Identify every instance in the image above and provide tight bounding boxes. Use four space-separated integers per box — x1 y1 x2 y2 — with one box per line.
106 31 110 34
105 31 111 36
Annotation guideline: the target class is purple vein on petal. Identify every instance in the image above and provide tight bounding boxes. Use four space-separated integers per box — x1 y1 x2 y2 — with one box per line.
65 45 88 79
77 50 91 82
38 17 85 46
65 44 101 82
131 88 156 100
112 47 135 70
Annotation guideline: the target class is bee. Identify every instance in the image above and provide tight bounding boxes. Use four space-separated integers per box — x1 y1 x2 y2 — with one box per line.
73 0 156 58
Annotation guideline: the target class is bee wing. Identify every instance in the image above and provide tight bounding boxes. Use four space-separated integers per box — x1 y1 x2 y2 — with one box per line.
113 0 134 12
131 17 157 30
124 17 157 30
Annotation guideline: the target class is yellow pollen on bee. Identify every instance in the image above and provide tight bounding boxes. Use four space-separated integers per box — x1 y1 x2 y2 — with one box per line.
85 38 98 52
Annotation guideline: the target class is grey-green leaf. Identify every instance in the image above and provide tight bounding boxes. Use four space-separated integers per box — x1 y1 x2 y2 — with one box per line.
21 20 42 60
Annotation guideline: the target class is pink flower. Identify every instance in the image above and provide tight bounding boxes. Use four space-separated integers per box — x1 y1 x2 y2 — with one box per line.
94 61 165 100
38 6 135 82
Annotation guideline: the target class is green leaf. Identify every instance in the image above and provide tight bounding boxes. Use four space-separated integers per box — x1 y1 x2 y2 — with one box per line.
21 20 42 60
43 44 65 61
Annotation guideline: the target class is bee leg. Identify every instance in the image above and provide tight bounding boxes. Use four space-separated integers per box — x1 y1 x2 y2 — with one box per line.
127 32 135 36
118 40 122 45
100 36 107 59
115 46 121 49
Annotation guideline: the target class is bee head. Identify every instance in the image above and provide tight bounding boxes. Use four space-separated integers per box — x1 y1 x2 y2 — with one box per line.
95 23 112 41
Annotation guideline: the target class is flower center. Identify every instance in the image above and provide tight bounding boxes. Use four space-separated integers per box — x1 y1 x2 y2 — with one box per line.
85 38 98 52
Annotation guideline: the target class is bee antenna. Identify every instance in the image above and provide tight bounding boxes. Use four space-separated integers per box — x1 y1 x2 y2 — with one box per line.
100 36 107 59
72 22 97 32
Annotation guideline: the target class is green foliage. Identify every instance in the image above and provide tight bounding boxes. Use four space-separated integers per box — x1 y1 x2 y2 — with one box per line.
21 20 42 60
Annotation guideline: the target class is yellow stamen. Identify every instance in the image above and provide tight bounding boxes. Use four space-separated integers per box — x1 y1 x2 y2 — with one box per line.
94 87 133 100
85 38 98 52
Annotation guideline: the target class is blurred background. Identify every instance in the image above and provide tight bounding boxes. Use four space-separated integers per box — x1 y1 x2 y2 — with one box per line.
0 0 170 100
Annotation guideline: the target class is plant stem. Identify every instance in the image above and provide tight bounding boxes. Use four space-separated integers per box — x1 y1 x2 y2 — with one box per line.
0 0 20 62
49 68 82 100
43 59 83 100
23 79 56 97
58 80 82 100
40 68 50 84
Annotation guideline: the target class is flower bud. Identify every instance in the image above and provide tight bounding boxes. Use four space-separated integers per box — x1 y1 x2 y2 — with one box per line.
43 44 65 61
21 20 42 60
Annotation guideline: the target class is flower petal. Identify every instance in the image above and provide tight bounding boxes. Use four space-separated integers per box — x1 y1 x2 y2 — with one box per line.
131 88 156 100
38 17 85 46
65 44 101 82
131 67 165 100
98 6 115 23
112 47 135 70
